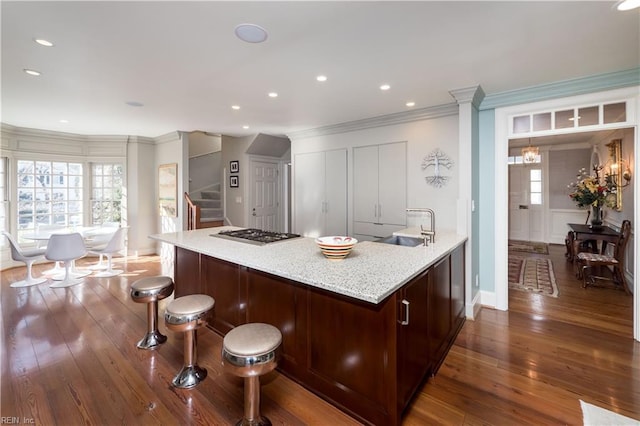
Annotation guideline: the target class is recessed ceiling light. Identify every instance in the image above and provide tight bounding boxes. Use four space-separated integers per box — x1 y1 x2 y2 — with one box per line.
125 101 144 107
243 125 250 129
232 105 241 110
617 0 640 10
235 23 268 43
34 38 54 47
316 75 327 82
406 101 416 107
268 92 278 98
59 119 69 123
24 69 41 76
380 84 390 91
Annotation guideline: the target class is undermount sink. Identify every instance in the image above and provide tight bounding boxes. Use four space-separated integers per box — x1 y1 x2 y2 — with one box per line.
374 235 423 247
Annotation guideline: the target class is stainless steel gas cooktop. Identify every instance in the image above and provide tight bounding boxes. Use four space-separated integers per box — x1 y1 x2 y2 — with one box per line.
211 228 301 246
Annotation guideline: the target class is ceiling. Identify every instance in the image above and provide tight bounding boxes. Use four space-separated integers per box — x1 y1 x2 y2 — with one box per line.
2 1 639 139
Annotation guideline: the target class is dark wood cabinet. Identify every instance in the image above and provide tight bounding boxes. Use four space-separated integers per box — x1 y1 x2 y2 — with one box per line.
173 243 465 426
397 269 430 410
429 256 451 372
450 245 465 334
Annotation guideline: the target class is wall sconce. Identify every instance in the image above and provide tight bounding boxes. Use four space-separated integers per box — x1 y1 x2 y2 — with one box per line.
606 138 631 211
521 138 539 164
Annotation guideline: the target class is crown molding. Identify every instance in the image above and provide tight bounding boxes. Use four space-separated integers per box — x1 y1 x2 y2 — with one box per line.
480 68 640 111
449 85 485 108
1 122 129 143
153 131 182 145
287 103 459 140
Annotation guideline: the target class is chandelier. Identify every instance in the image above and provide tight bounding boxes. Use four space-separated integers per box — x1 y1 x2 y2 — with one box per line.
522 138 539 164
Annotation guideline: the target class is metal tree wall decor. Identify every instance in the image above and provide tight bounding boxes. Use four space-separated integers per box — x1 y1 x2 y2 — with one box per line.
421 149 454 188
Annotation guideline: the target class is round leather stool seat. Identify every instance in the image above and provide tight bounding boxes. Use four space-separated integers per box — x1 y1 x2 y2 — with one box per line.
165 294 215 331
130 276 174 350
131 276 174 302
222 323 282 426
164 294 215 389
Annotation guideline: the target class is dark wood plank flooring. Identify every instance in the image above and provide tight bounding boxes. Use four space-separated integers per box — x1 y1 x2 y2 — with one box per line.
1 244 638 425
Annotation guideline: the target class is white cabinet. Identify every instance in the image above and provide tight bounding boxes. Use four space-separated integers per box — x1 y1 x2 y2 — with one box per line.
354 142 406 237
294 149 347 237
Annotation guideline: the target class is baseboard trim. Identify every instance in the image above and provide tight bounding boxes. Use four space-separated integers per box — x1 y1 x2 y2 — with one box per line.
465 291 482 320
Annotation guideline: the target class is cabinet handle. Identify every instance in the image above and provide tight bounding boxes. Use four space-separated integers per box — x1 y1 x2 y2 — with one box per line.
378 204 382 218
400 299 410 325
374 204 377 218
325 201 329 213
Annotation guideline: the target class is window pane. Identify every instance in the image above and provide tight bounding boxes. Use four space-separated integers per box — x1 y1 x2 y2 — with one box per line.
578 106 599 127
604 102 626 123
513 115 530 133
530 193 542 205
531 181 542 193
532 113 551 131
555 109 574 129
530 169 542 181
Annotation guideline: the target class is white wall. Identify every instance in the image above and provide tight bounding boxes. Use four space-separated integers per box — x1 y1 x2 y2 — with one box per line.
221 135 255 227
290 114 460 235
127 135 157 255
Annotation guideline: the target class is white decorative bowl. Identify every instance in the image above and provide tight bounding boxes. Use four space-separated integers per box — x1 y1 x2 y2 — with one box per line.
316 236 357 259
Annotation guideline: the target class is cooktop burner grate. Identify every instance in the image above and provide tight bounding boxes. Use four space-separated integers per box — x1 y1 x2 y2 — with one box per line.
212 228 301 245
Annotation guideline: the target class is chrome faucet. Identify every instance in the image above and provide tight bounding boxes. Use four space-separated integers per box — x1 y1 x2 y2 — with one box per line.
406 208 435 246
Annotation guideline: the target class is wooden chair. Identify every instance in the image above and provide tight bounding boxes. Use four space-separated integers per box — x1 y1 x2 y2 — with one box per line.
565 210 598 261
576 220 631 294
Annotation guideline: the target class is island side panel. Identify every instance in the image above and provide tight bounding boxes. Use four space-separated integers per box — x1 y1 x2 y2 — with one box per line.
201 255 245 334
245 269 308 377
174 246 202 297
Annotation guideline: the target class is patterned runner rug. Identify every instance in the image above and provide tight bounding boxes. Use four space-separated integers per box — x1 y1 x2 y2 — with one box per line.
508 239 549 255
508 256 558 297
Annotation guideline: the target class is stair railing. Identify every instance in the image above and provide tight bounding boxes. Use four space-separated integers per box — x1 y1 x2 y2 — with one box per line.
185 192 201 230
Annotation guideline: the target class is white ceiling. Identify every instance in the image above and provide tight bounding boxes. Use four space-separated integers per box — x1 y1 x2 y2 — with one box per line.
2 1 639 138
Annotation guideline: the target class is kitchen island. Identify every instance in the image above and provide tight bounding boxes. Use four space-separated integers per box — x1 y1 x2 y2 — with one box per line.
150 227 467 426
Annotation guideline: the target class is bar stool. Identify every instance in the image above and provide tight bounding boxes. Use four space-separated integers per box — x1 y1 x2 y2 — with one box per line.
164 294 215 389
222 323 282 426
130 276 174 350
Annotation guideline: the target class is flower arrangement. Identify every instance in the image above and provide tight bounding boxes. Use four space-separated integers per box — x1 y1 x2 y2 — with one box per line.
567 166 617 209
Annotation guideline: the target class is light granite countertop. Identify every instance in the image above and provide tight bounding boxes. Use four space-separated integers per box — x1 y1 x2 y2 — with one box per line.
149 227 467 304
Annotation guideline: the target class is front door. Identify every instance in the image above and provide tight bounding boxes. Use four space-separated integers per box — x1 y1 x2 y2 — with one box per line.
250 160 279 231
509 165 544 242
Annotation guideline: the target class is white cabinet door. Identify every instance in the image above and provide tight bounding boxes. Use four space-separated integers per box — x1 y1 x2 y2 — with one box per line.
378 142 407 226
294 151 325 237
353 145 379 223
294 149 348 237
324 149 347 236
354 142 407 227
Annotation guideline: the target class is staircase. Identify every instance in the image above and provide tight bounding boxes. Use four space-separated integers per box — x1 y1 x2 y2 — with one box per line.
186 183 224 229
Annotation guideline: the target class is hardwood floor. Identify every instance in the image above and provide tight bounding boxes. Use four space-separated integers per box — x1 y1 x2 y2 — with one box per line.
1 245 638 425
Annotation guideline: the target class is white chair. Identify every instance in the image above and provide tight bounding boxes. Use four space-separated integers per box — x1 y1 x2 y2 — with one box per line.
85 223 120 271
45 233 88 288
36 224 66 275
89 227 126 278
1 231 48 287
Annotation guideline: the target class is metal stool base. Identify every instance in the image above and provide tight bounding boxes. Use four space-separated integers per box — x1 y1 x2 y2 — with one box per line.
136 330 167 350
172 365 207 389
235 416 271 426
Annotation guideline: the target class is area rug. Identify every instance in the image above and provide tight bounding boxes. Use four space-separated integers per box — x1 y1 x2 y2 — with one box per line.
508 256 558 297
580 400 640 425
508 239 549 255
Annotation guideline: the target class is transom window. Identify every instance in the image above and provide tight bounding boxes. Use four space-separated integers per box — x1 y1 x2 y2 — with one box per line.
16 160 83 239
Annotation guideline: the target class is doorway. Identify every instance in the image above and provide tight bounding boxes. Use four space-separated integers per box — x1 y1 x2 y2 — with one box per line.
508 164 544 242
494 87 639 341
249 158 280 231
